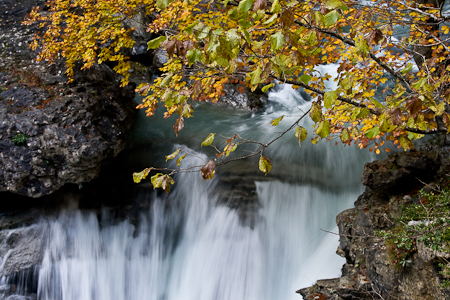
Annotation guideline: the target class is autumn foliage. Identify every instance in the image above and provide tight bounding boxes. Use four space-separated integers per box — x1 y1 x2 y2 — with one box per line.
26 0 450 190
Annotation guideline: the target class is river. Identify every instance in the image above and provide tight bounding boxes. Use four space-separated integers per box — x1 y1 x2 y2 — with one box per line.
10 74 373 300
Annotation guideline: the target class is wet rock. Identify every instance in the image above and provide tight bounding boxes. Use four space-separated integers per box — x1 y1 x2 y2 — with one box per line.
0 225 44 277
218 84 266 111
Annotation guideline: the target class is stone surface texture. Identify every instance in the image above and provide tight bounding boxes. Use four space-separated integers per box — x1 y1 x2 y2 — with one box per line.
0 0 137 198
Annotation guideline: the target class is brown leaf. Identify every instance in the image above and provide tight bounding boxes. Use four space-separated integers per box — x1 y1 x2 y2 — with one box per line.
164 39 177 58
388 107 403 125
173 116 185 136
427 57 437 67
226 134 238 144
405 97 423 116
176 40 193 60
443 113 450 132
260 62 273 82
138 84 150 94
280 9 295 28
353 10 363 19
176 40 186 59
252 0 266 12
366 29 383 45
373 29 384 44
238 86 244 94
200 160 216 180
191 80 202 99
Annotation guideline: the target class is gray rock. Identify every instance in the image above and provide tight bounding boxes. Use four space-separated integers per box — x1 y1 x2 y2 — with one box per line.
0 225 43 276
218 84 265 111
152 48 168 70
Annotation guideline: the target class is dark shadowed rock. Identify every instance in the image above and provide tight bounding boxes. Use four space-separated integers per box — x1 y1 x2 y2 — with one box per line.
361 151 439 195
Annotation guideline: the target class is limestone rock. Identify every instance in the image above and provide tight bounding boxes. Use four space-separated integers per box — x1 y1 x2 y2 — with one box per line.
0 0 137 198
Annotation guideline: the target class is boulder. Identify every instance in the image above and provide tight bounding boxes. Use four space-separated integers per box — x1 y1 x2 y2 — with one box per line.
218 84 266 110
361 151 439 195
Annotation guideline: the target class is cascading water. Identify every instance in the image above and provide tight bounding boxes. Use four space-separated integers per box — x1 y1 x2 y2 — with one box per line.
35 75 373 300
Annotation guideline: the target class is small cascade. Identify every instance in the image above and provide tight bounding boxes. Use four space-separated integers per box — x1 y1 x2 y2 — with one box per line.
9 78 372 300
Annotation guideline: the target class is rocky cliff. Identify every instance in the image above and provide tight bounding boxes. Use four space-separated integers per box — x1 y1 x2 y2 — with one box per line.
0 0 137 197
298 137 450 300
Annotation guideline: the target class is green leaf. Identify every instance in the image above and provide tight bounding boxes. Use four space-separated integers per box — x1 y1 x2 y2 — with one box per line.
201 133 216 147
310 103 322 123
151 173 175 193
270 31 285 51
239 0 254 13
399 135 413 150
436 101 446 116
401 63 413 74
255 9 265 21
340 128 350 142
133 168 151 183
351 108 361 120
271 115 284 126
364 127 380 139
176 154 186 166
324 91 337 109
239 19 253 29
316 120 331 138
161 73 174 87
156 0 171 10
193 22 205 38
324 10 339 27
224 142 238 156
270 0 281 13
165 149 180 161
314 11 325 27
357 108 370 119
371 98 384 108
250 66 262 85
181 102 194 117
186 49 202 67
311 136 320 144
325 0 343 9
240 28 252 44
304 30 317 46
262 83 274 93
352 127 360 137
147 36 167 49
295 126 308 143
339 76 353 91
412 77 427 90
355 35 370 58
259 156 272 175
227 29 241 48
300 74 312 84
263 13 278 25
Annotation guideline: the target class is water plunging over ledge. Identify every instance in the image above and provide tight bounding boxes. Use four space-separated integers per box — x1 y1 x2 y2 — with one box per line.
6 81 373 300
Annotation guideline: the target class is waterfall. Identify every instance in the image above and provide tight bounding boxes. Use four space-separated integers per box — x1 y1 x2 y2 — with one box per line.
35 79 372 300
